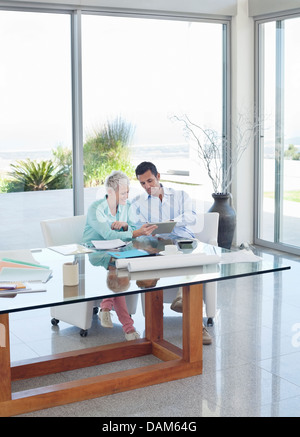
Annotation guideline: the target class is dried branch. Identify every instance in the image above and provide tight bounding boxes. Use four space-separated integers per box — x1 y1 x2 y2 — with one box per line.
172 113 259 194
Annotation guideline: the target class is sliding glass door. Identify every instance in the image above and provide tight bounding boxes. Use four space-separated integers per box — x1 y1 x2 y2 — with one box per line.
255 15 300 254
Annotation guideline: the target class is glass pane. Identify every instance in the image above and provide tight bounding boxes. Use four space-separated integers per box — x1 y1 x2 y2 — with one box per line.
0 11 72 250
81 15 223 209
282 17 300 246
260 21 276 242
258 17 300 250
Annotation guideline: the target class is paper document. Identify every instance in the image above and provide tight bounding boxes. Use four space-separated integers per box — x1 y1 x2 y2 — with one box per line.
119 265 220 282
91 239 127 250
0 267 52 283
49 244 94 255
0 249 40 264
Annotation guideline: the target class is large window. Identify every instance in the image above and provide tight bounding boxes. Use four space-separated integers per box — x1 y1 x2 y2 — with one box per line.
0 8 228 250
0 10 72 250
81 15 225 206
255 15 300 254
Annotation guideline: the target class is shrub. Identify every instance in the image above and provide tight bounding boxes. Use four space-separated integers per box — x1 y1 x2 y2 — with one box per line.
0 117 135 192
83 116 135 186
52 145 73 188
7 159 69 191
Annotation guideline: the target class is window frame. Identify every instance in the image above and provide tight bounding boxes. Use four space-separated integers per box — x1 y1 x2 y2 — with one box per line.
254 11 300 256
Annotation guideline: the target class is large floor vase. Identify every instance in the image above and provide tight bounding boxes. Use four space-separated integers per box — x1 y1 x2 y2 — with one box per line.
208 193 236 249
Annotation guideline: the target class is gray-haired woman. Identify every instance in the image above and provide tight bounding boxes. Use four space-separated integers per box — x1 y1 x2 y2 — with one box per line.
82 170 157 341
82 170 157 243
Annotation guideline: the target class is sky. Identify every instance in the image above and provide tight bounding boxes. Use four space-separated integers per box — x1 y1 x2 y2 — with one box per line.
0 11 222 152
0 10 299 155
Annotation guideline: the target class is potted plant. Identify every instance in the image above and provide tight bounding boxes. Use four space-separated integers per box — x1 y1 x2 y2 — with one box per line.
173 113 259 248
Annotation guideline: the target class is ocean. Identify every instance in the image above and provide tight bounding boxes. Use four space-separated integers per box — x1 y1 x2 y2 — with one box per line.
0 143 190 175
0 150 53 174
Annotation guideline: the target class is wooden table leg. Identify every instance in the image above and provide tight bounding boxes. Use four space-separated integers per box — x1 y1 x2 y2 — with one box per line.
0 313 12 402
0 285 203 416
145 289 164 341
182 284 203 364
144 285 203 369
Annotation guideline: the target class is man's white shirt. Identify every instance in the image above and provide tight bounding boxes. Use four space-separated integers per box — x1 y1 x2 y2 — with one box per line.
130 185 196 238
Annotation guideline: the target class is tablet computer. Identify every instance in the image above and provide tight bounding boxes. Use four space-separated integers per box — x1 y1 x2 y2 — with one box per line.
149 221 176 235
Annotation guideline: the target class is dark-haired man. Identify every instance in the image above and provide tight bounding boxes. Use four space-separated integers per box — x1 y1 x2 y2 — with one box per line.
131 161 195 238
131 161 212 345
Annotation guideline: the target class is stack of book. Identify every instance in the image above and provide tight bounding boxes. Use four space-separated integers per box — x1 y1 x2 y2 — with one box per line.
0 258 51 296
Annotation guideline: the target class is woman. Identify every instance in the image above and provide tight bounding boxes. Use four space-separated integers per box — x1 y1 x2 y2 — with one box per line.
82 170 156 243
82 170 157 341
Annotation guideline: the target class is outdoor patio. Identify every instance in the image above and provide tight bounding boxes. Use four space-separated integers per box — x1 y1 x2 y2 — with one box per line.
1 178 300 251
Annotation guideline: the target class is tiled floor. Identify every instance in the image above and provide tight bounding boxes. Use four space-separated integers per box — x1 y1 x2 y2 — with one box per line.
8 247 300 417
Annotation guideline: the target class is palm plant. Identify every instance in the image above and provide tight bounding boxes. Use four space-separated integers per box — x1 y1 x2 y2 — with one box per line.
8 159 68 191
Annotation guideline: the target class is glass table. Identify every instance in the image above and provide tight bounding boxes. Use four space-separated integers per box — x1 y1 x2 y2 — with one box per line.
0 239 290 416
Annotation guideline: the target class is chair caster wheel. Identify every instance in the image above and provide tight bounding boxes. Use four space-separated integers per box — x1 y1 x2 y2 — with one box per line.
80 329 88 337
207 317 214 326
51 318 59 326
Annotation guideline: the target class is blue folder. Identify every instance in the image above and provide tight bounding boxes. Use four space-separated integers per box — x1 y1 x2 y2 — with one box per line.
108 249 150 259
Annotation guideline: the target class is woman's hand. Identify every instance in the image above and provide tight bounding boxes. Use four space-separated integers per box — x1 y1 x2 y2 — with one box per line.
111 221 128 231
132 223 158 238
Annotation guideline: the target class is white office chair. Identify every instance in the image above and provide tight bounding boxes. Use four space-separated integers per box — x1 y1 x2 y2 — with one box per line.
40 215 138 336
141 212 219 325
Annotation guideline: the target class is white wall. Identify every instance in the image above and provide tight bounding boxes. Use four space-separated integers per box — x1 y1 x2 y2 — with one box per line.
231 0 255 246
2 0 237 16
249 0 300 17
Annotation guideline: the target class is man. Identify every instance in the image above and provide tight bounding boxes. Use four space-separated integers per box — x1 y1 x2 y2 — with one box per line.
131 161 195 238
131 161 212 345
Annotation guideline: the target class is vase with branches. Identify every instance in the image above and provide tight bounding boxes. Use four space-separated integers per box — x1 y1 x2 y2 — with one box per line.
172 112 259 195
172 112 260 248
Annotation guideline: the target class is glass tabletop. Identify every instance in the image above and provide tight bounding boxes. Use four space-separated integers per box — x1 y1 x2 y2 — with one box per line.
0 237 290 314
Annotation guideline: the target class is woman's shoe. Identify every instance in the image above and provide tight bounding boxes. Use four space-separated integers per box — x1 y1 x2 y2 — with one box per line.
99 310 113 328
170 297 183 313
125 331 140 341
203 327 212 345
